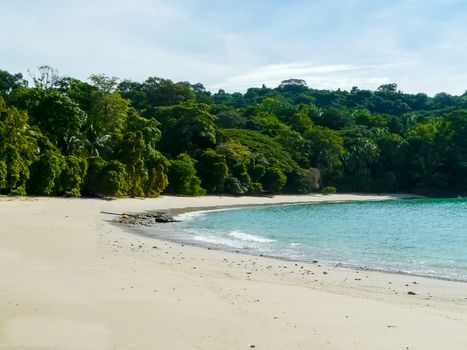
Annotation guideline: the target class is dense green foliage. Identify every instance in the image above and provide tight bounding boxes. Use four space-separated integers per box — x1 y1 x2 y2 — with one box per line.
1 66 467 197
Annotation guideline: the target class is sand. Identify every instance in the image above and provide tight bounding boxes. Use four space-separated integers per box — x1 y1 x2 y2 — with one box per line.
1 194 466 350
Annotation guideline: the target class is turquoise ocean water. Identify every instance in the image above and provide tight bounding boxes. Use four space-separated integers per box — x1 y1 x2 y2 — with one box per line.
144 198 467 281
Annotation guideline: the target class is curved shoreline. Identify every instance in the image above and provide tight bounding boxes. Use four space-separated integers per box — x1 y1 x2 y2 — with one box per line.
122 199 467 284
2 194 467 350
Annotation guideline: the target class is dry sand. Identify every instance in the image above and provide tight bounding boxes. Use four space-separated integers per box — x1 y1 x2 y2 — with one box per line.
1 194 466 350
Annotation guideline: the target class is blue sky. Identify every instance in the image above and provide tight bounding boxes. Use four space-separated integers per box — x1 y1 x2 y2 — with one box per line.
1 0 467 95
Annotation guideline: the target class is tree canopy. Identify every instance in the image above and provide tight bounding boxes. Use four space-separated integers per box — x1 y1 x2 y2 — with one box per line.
1 67 467 197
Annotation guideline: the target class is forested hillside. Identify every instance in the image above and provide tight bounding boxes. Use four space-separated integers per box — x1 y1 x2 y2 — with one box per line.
1 66 467 197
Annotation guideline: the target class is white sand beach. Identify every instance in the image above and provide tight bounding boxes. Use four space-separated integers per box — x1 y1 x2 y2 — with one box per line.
1 194 466 350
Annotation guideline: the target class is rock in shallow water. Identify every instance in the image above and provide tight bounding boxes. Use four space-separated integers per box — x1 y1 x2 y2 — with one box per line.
116 211 179 226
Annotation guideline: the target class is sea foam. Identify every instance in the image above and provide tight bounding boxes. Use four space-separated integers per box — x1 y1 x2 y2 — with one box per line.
174 211 206 221
228 230 275 243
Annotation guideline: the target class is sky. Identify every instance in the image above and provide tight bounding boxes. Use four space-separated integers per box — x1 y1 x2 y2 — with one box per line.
1 0 467 95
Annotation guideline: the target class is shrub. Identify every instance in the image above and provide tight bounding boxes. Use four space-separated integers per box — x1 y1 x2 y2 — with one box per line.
247 182 263 195
322 186 337 194
0 160 6 191
224 174 246 195
262 166 287 193
84 157 130 197
59 155 88 197
28 149 64 195
146 163 169 197
167 153 206 196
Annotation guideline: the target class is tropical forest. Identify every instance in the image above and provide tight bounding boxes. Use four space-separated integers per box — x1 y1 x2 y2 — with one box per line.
1 66 467 197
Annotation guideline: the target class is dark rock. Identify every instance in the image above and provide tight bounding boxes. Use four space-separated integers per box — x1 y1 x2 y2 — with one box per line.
407 291 416 295
116 211 179 226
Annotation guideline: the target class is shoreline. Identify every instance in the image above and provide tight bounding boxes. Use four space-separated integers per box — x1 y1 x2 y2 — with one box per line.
121 195 467 284
125 221 467 286
128 218 467 284
128 219 467 284
2 194 467 350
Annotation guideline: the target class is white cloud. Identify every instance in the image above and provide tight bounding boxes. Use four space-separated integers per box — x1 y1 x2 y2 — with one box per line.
210 62 413 92
0 0 466 95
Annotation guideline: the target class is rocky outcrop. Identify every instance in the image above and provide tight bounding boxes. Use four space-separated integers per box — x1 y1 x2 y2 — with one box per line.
108 211 179 226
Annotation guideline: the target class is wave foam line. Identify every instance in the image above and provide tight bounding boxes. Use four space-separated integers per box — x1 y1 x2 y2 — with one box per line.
229 230 275 243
